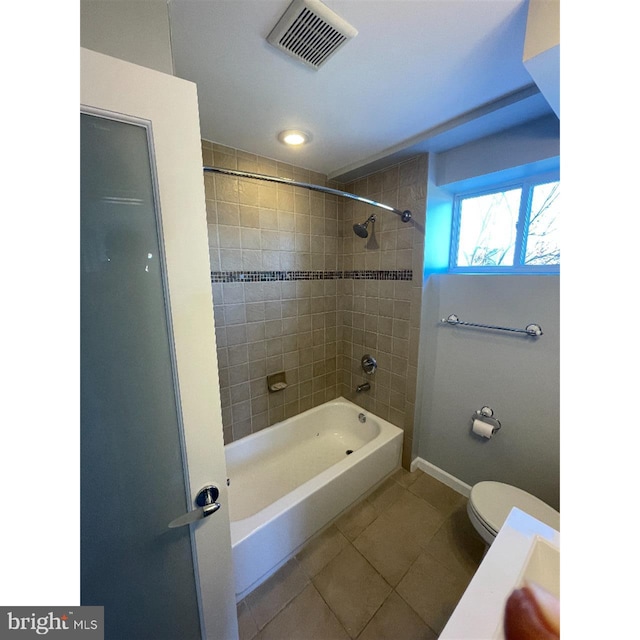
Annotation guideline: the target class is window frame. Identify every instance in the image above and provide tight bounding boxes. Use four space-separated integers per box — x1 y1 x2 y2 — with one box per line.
449 170 560 275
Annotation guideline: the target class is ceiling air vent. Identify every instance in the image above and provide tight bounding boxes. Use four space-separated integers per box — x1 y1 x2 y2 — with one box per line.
267 0 358 70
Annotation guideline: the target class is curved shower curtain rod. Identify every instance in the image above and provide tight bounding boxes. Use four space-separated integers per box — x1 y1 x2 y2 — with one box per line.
203 166 412 222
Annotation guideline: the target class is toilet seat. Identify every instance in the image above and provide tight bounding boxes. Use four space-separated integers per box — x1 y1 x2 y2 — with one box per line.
468 481 559 544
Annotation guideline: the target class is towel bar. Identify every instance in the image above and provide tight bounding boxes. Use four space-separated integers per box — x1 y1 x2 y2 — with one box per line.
440 314 543 337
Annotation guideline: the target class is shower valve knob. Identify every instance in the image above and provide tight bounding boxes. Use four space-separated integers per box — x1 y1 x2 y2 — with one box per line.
361 354 377 375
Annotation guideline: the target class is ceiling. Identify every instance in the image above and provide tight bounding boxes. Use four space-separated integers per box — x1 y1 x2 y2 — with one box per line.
167 0 555 181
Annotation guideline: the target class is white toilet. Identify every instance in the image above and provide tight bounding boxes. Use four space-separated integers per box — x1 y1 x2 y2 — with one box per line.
467 481 560 545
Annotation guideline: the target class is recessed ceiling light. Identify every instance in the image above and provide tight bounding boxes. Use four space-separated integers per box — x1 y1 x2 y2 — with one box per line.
278 130 310 146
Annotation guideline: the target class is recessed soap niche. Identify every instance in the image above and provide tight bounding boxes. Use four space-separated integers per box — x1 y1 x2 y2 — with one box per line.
267 371 288 393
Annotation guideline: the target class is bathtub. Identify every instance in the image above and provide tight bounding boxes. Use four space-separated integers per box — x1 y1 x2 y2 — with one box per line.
225 396 403 598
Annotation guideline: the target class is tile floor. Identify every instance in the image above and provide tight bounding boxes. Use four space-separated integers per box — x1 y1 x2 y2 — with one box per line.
236 468 487 639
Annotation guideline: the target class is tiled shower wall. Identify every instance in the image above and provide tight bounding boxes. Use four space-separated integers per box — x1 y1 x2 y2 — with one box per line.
202 140 427 466
339 157 427 467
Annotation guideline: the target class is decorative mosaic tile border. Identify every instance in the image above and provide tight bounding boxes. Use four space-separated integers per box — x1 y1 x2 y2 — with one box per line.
210 270 412 283
343 270 412 280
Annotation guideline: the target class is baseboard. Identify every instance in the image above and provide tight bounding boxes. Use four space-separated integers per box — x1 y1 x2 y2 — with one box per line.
410 457 472 498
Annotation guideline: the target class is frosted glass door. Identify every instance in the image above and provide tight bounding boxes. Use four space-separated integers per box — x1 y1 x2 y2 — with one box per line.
80 113 200 639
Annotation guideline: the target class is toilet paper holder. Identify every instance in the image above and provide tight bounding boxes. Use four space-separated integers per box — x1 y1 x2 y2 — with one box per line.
473 406 502 433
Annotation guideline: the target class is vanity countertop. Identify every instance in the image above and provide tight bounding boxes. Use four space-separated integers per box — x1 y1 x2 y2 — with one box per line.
440 506 560 639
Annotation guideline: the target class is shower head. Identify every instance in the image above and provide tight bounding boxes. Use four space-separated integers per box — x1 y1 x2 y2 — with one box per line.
353 223 369 238
353 214 376 238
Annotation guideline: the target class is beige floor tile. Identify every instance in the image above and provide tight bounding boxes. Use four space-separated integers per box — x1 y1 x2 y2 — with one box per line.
396 551 470 635
237 600 258 640
246 558 309 630
296 524 349 577
353 512 423 586
239 474 483 640
313 544 392 638
358 591 438 640
334 499 379 541
365 477 407 513
381 490 445 548
424 503 486 582
258 584 349 640
408 473 466 517
391 467 423 488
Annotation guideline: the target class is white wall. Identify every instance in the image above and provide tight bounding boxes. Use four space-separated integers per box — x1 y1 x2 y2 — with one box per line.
435 115 559 188
415 274 560 509
523 0 559 61
523 0 560 117
80 0 173 75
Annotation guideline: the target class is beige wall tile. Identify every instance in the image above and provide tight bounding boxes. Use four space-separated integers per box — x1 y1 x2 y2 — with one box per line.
203 139 427 448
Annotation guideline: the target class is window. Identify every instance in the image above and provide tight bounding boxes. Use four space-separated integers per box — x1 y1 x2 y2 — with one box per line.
450 175 559 273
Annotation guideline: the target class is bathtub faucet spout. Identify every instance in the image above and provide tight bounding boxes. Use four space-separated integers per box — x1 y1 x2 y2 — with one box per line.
356 382 370 393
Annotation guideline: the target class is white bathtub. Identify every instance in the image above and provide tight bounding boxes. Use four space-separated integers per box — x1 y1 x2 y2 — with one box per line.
225 396 403 598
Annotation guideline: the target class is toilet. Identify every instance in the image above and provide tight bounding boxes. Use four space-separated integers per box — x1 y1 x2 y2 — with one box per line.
467 481 560 545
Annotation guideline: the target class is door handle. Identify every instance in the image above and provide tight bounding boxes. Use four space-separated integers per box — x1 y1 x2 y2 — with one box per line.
168 484 221 528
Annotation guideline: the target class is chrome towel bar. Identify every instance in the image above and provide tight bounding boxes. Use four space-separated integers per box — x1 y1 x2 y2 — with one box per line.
440 314 543 337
